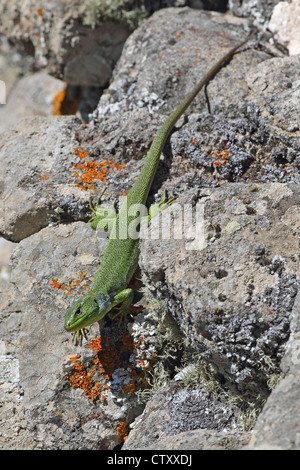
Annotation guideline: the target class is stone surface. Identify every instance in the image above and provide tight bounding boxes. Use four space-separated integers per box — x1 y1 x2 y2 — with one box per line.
92 8 268 163
140 183 299 395
268 0 300 55
0 72 65 133
125 427 251 450
246 288 300 449
228 0 280 25
0 0 200 85
0 115 85 242
123 381 252 450
0 113 136 243
0 222 144 449
0 6 300 451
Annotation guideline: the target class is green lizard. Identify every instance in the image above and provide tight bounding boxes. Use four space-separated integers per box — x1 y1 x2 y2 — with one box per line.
64 30 256 344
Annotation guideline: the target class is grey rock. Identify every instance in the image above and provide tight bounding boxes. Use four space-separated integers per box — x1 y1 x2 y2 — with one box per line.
93 8 270 162
0 116 87 242
0 113 138 243
125 426 251 450
268 0 300 55
123 381 251 450
139 183 299 394
1 6 300 451
246 287 300 450
0 0 200 86
0 222 144 449
228 0 280 26
0 72 65 134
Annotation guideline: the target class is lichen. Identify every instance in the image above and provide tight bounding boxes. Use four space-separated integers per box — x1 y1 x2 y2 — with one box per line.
71 146 127 192
51 271 90 296
80 0 149 30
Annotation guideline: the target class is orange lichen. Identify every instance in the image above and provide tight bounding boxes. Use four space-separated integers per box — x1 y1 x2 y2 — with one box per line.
54 83 82 116
69 354 81 363
41 174 51 180
212 148 230 167
123 381 136 394
119 330 135 355
72 147 127 192
89 336 120 379
51 272 90 296
74 147 90 160
54 88 67 116
51 279 63 289
66 329 150 404
117 421 129 443
67 360 96 399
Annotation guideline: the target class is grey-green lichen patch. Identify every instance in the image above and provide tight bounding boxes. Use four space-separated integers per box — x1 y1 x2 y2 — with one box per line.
127 286 265 432
80 0 149 30
127 286 188 402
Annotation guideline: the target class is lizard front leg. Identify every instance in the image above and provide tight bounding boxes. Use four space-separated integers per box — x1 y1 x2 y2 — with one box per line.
111 288 134 324
89 189 117 233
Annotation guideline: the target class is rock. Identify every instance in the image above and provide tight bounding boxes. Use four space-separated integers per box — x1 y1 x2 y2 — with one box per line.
0 72 65 133
246 289 300 450
0 114 137 243
139 183 299 396
125 427 251 450
0 237 15 288
1 6 300 450
0 222 144 449
0 116 86 242
123 381 251 450
228 0 279 25
0 0 198 86
268 0 300 55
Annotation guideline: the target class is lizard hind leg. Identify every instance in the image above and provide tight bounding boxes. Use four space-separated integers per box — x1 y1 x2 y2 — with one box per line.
160 188 178 208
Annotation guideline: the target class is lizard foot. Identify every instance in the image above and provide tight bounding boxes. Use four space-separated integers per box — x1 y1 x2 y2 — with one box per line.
88 186 107 222
72 328 88 346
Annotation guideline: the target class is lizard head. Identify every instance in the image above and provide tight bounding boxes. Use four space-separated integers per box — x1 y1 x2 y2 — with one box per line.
64 293 111 333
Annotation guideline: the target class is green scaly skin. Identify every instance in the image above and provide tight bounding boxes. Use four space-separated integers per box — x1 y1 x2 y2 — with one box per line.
64 31 256 343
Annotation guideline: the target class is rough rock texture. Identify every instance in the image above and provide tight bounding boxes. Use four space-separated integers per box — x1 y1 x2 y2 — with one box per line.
228 0 280 26
0 0 201 85
91 8 269 164
0 6 300 450
0 116 86 242
0 72 65 133
246 290 300 449
126 427 251 450
123 381 252 450
140 184 299 393
0 222 144 449
268 0 300 55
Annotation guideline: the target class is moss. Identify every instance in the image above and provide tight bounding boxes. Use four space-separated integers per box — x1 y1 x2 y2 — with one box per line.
81 0 149 30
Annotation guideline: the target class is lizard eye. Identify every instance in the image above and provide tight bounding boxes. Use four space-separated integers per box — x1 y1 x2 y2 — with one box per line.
74 306 82 316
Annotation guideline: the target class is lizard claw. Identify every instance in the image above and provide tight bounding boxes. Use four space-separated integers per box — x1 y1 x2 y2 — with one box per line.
72 328 88 346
